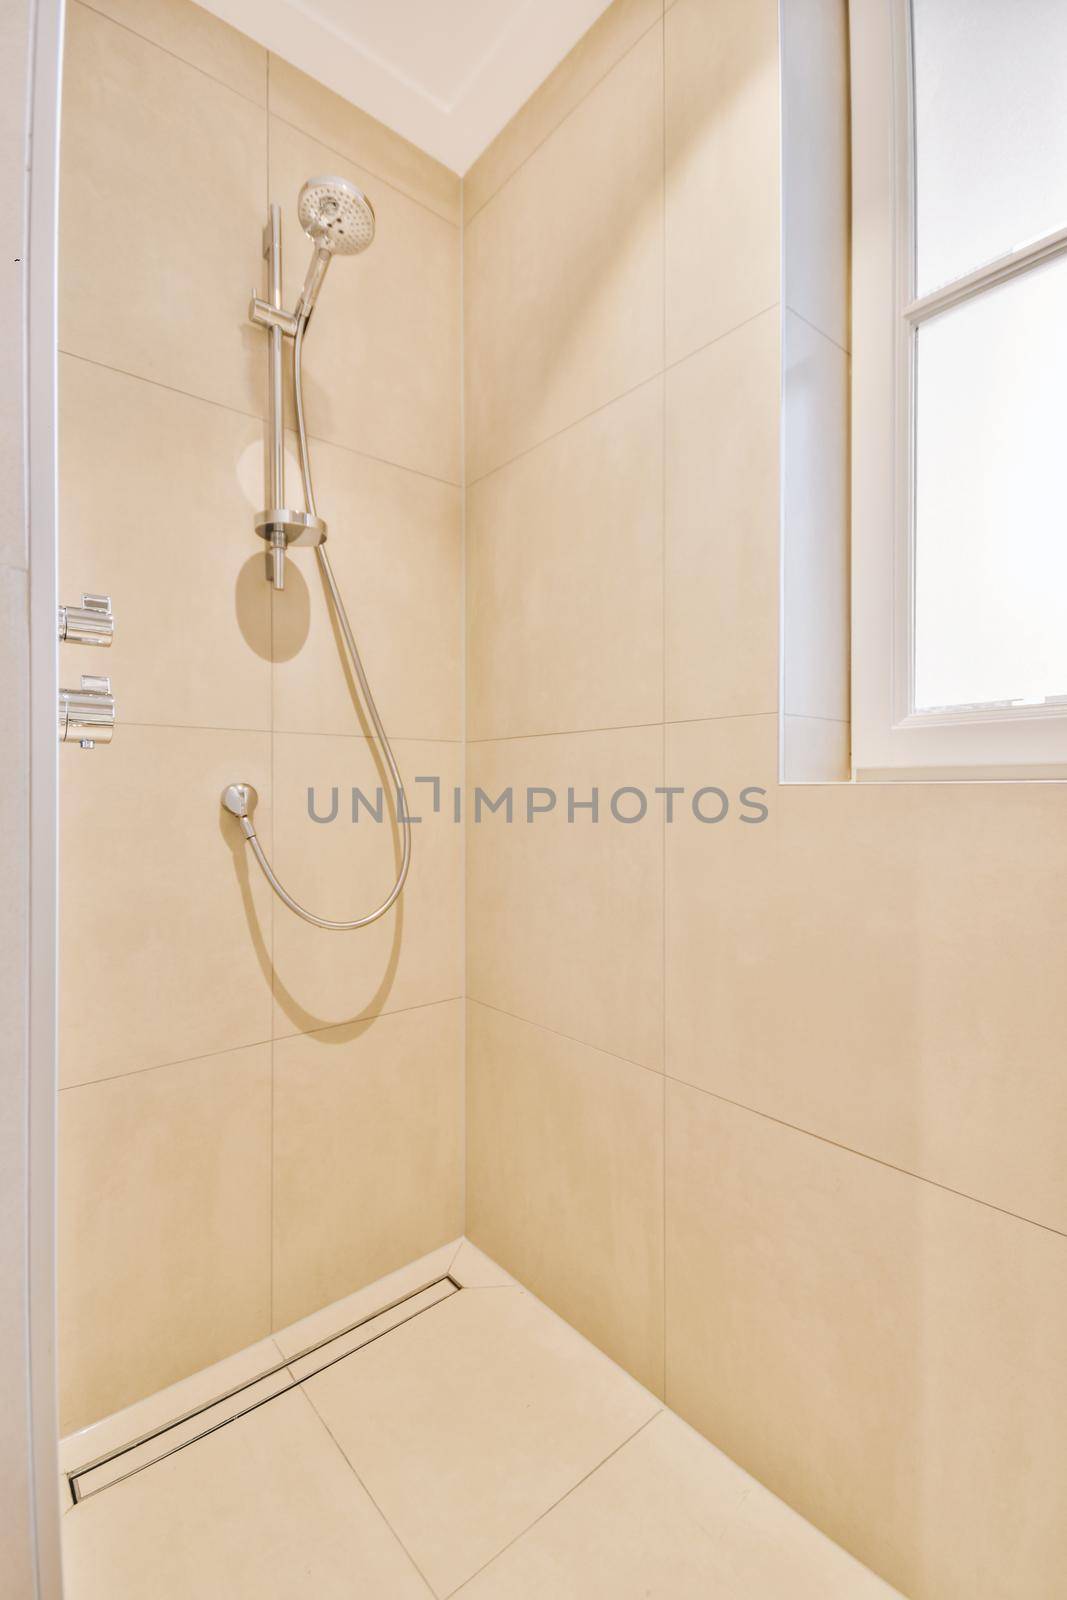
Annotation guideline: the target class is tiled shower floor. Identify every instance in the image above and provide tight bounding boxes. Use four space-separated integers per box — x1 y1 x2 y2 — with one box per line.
60 1240 899 1598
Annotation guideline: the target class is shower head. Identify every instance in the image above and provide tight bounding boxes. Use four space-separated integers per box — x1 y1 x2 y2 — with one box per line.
298 176 375 255
294 175 375 318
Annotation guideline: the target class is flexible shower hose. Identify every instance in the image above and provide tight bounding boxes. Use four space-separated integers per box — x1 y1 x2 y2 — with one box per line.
236 313 412 930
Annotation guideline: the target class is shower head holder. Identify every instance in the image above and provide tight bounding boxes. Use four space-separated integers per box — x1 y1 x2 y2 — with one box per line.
220 782 258 841
253 507 328 547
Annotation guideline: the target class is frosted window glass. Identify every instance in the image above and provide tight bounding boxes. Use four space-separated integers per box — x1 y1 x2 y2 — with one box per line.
913 0 1067 294
913 254 1067 713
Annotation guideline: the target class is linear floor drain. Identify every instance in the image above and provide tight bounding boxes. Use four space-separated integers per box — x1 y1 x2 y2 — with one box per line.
68 1274 460 1505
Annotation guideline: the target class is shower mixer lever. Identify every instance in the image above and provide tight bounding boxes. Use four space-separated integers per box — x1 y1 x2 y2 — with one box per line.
59 592 114 647
59 674 115 748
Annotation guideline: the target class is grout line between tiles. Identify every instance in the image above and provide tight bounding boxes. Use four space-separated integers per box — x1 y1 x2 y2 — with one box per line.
467 710 777 746
466 372 658 492
59 1038 275 1093
73 0 268 112
273 728 462 743
294 1385 438 1597
58 349 463 490
465 997 663 1083
467 1001 1067 1244
660 709 779 730
463 10 666 228
468 718 666 745
445 1411 664 1597
113 720 461 742
446 1236 467 1279
58 348 266 425
273 423 463 489
267 108 460 231
465 302 779 493
275 995 465 1047
60 997 464 1093
667 1073 1067 1243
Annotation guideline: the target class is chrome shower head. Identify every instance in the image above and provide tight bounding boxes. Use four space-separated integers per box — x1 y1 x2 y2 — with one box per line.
298 175 375 255
295 175 375 318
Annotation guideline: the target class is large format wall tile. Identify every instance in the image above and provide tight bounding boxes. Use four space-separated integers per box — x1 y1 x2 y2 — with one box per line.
272 437 462 741
464 0 663 220
666 714 1067 1234
60 3 266 416
665 309 779 722
268 55 459 224
59 1044 271 1432
83 0 267 103
665 0 779 364
59 356 270 732
464 26 663 481
665 1081 1067 1599
272 1000 463 1327
467 379 663 740
270 734 462 1037
270 118 461 484
60 725 273 1087
467 727 664 1070
467 1002 664 1393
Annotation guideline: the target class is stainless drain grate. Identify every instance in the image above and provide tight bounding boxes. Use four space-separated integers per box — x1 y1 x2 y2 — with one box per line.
67 1273 460 1505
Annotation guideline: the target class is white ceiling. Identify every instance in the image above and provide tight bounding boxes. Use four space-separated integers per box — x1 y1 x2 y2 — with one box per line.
197 0 615 174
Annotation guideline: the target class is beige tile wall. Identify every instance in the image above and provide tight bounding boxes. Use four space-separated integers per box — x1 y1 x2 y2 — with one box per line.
58 0 463 1432
463 1 1067 1595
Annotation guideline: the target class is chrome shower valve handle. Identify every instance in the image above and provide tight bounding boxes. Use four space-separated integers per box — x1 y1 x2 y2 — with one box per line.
59 674 115 748
59 592 114 647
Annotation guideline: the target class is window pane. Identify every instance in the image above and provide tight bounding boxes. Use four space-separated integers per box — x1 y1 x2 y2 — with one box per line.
913 0 1067 294
913 253 1067 713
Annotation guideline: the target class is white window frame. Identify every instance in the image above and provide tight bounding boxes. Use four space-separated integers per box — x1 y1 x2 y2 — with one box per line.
850 0 1067 780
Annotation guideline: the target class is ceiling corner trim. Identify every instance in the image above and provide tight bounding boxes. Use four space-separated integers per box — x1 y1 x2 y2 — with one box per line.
196 0 615 174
